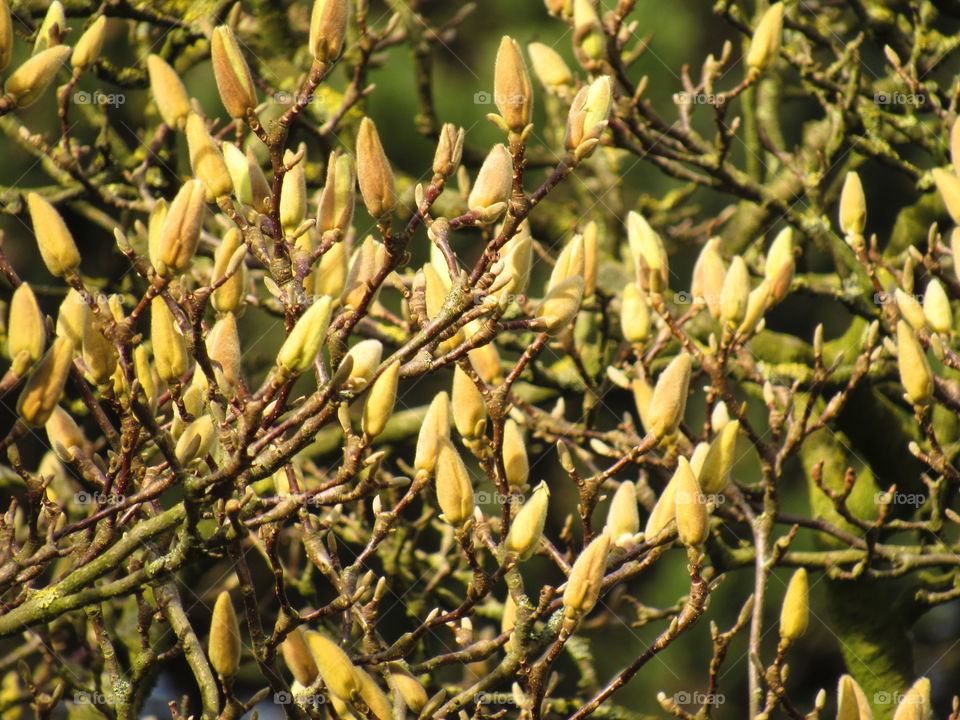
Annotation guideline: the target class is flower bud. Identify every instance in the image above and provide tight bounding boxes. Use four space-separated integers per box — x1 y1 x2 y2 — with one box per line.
81 312 117 385
932 168 960 224
565 76 612 155
923 279 952 334
452 364 487 440
494 36 532 133
415 391 450 474
151 296 189 384
674 457 708 546
626 212 668 293
147 199 168 270
764 227 795 306
494 233 532 307
538 276 584 335
207 313 242 393
224 143 271 212
157 179 207 276
836 675 870 720
314 239 349 298
632 376 654 433
548 234 585 293
342 235 383 309
435 437 474 527
318 151 356 232
573 0 604 62
422 264 463 353
33 1 65 53
503 418 529 489
528 42 572 94
896 320 933 405
606 480 639 547
562 531 610 619
506 481 550 560
0 1 12 72
892 678 930 720
433 123 465 177
3 45 70 108
280 146 308 234
737 279 770 337
745 2 784 75
72 16 107 70
186 113 233 200
208 591 241 677
276 296 333 376
697 420 739 494
779 567 809 642
305 630 360 701
175 415 217 464
133 345 158 409
356 117 396 220
839 171 867 236
211 25 257 119
387 663 427 713
691 237 725 318
17 337 74 428
146 54 191 129
356 668 392 720
45 405 84 461
646 352 691 440
620 282 650 343
362 359 400 437
343 338 382 391
281 627 318 686
501 593 517 634
309 0 349 63
721 256 750 326
7 283 45 370
895 288 926 331
27 192 81 278
468 144 513 223
212 228 248 314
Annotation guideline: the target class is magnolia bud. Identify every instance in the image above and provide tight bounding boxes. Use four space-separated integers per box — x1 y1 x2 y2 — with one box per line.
343 338 382 391
711 401 731 433
626 212 668 293
435 437 474 527
356 117 396 220
896 288 926 331
224 143 271 212
318 151 356 232
276 296 333 376
632 376 654 433
606 480 639 547
745 2 784 76
387 663 428 713
562 531 610 619
18 338 74 427
897 320 933 405
494 233 533 307
211 25 257 119
362 359 400 437
146 55 191 129
305 630 360 701
923 279 952 334
573 0 604 62
501 593 517 634
175 415 217 464
281 627 319 686
309 0 349 63
186 113 233 200
212 228 248 314
674 457 708 546
548 234 585 293
0 0 11 72
46 405 84 461
3 46 71 108
565 76 612 155
342 235 383 309
33 1 65 53
503 418 529 489
494 36 532 133
538 276 584 335
528 42 572 93
506 481 550 560
157 179 207 276
27 192 80 278
433 123 465 177
151 296 189 384
468 144 513 223
208 591 241 677
415 391 450 474
779 567 809 642
764 227 795 306
621 282 650 343
691 237 725 318
836 675 870 720
892 678 930 720
356 668 392 720
697 420 739 494
839 171 867 236
932 167 960 224
452 364 487 439
81 312 117 385
7 283 45 371
721 256 750 326
207 313 242 393
738 279 771 337
314 239 349 298
647 352 692 440
72 16 107 70
280 147 308 235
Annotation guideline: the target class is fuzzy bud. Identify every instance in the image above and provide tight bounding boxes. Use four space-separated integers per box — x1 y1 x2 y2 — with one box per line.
7 283 46 371
157 179 207 276
896 320 934 406
674 457 708 546
836 675 871 720
343 338 382 391
494 36 532 133
433 123 465 177
4 46 71 108
211 25 257 119
506 481 550 560
764 227 795 306
452 364 487 439
892 678 930 720
896 288 926 331
276 296 333 376
621 282 650 343
923 278 952 334
528 42 572 93
606 480 639 547
503 418 529 489
573 0 604 62
33 2 65 53
468 144 513 223
839 171 867 236
211 228 248 314
318 151 356 232
72 16 107 70
691 237 726 318
562 531 610 620
208 591 241 677
647 352 692 440
146 55 191 129
45 405 84 461
362 359 400 437
81 312 117 385
387 663 428 713
175 415 217 464
309 0 349 63
720 255 750 326
305 630 360 701
281 627 318 686
697 420 739 494
17 337 74 428
415 391 450 474
0 1 11 72
779 567 809 642
27 192 81 278
279 148 308 235
435 437 474 527
151 296 189 384
745 2 784 75
356 668 392 720
548 234 585 293
186 114 233 200
538 276 584 335
626 211 669 293
356 117 397 220
207 313 243 394
932 168 960 224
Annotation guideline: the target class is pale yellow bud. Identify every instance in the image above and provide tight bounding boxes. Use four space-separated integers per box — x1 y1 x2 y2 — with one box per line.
157 179 207 276
502 418 529 489
45 405 84 462
309 0 349 63
211 25 257 119
17 338 74 428
501 593 517 635
415 391 449 474
621 282 650 343
697 420 739 494
837 675 872 720
27 192 81 278
207 313 242 393
745 2 784 75
494 36 533 133
7 283 45 371
452 364 487 439
33 1 65 53
342 235 383 309
896 320 934 405
582 221 599 297
494 234 533 307
356 117 396 220
720 256 750 325
468 144 513 223
146 54 191 129
133 345 158 409
548 234 585 292
208 591 241 677
356 668 392 720
538 275 584 335
211 228 248 314
573 0 604 62
314 239 349 299
647 352 692 440
467 338 502 384
892 678 930 720
387 663 427 713
779 567 809 642
932 168 960 224
362 359 400 437
72 16 107 70
562 531 610 619
175 415 217 464
435 437 475 527
3 46 70 108
151 296 189 384
433 123 465 177
923 279 951 334
506 481 550 560
528 42 572 93
645 464 681 540
305 630 360 701
764 227 795 306
318 151 356 232
0 0 11 72
631 376 654 433
896 288 926 331
281 627 318 686
224 143 271 212
674 457 708 546
737 279 771 337
186 113 233 200
276 296 333 376
605 480 639 547
626 212 669 293
343 338 382 391
280 147 308 234
81 312 117 385
690 237 725 318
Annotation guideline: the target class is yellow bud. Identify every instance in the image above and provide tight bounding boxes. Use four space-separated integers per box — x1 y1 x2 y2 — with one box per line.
45 405 84 462
81 312 117 385
452 364 487 439
573 0 604 62
433 122 465 177
647 352 691 440
501 593 517 635
276 296 333 376
626 212 669 293
314 239 349 299
494 36 532 133
897 320 933 405
435 437 475 527
147 199 168 270
343 338 382 391
211 25 257 119
892 678 930 720
690 237 725 318
186 113 233 200
468 144 513 223
923 279 951 334
175 415 217 464
212 228 248 314
387 663 427 713
466 335 502 384
0 0 11 72
415 391 450 474
779 567 809 642
133 345 158 409
151 296 189 384
837 675 872 720
538 275 584 335
362 359 400 437
621 282 650 344
17 337 74 427
4 45 71 107
356 668 392 720
548 234 585 293
839 171 867 236
207 313 243 393
280 146 308 234
223 142 259 209
33 1 65 53
737 279 771 337
764 227 795 306
745 2 784 75
305 630 360 701
697 420 739 494
422 263 463 353
933 167 960 224
27 192 80 278
494 233 532 307
157 179 207 276
146 54 191 129
562 531 610 619
528 42 572 93
506 481 550 560
631 376 654 433
502 418 529 490
356 117 397 220
281 627 319 686
342 235 383 309
605 480 639 547
7 283 45 370
208 591 241 677
318 151 356 233
645 464 681 540
72 16 107 69
309 0 349 63
565 75 612 155
720 256 750 326
674 457 709 546
896 288 926 331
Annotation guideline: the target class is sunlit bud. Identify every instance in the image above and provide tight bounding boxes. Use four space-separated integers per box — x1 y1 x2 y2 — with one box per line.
27 192 80 278
580 222 599 298
606 480 639 547
779 567 809 642
211 25 256 119
737 279 771 337
279 147 308 234
356 668 392 720
208 591 241 677
548 234 585 293
895 288 926 331
745 2 784 75
314 239 349 298
33 1 65 52
8 283 45 371
415 391 450 474
157 179 207 276
494 234 533 306
309 0 349 63
565 76 612 155
133 345 158 408
421 264 463 354
896 320 934 405
17 338 74 427
186 114 233 200
223 142 253 207
537 275 583 335
4 45 70 107
892 678 930 720
494 36 532 133
839 171 867 236
343 338 382 391
691 237 726 318
621 283 650 343
318 151 356 232
711 401 731 433
435 437 474 527
146 54 191 129
647 352 691 440
305 631 360 701
631 376 654 433
626 212 669 293
362 359 400 437
764 227 795 306
281 627 318 686
562 530 610 619
932 168 960 224
151 296 189 384
175 415 217 464
503 418 529 489
430 123 464 178
506 481 550 561
721 256 750 325
697 420 739 494
342 235 383 309
276 296 333 376
528 42 572 93
211 229 247 314
207 313 242 393
923 279 952 334
81 313 117 385
501 593 517 634
72 16 107 70
674 457 708 546
387 663 428 713
45 405 84 461
468 144 513 223
356 117 397 220
0 0 11 72
837 675 871 720
573 0 604 62
147 199 168 270
467 335 502 384
452 364 487 439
